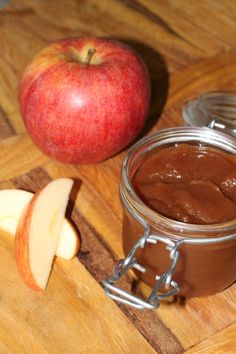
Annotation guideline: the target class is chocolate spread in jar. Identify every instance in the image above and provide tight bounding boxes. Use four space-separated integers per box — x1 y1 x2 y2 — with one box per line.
133 143 236 224
122 143 236 298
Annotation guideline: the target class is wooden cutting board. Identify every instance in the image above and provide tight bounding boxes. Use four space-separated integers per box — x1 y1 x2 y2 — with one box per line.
0 135 235 354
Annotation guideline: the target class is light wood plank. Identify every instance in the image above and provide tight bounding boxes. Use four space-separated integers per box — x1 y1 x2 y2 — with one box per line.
185 322 236 354
0 134 48 181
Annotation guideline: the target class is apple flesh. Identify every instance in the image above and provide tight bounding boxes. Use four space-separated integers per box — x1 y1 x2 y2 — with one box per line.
56 220 79 260
15 178 73 290
0 189 79 260
19 37 150 164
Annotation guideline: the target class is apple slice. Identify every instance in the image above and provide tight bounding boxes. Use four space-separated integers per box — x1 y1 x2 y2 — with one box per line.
56 220 79 260
0 189 33 235
15 178 73 290
0 189 79 260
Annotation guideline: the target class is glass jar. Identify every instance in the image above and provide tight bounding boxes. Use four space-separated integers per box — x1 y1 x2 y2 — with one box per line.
103 126 236 309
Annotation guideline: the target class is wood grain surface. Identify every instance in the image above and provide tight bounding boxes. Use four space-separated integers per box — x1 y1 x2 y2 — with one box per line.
0 1 236 353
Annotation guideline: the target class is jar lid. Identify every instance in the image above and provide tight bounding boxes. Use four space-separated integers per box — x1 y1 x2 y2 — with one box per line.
183 92 236 137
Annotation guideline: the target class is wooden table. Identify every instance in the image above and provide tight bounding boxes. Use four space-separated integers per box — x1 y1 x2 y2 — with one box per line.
0 1 236 353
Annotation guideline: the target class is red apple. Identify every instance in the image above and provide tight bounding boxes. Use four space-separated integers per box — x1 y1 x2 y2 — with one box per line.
18 37 150 164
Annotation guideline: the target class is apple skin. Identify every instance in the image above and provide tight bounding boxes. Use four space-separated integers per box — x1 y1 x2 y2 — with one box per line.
18 37 151 164
15 192 41 291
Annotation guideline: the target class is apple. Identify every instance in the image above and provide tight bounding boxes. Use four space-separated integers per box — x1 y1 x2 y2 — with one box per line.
0 189 80 260
56 219 79 260
15 178 73 290
18 37 150 164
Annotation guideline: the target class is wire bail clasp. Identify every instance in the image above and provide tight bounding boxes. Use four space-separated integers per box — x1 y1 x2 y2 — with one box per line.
103 226 181 310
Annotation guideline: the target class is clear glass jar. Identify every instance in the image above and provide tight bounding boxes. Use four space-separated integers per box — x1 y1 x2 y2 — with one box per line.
116 127 236 308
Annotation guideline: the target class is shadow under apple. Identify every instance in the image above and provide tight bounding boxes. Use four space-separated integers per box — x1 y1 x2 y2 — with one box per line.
120 39 169 141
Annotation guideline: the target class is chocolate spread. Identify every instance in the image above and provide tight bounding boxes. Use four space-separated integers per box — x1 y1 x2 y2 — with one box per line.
122 143 236 298
133 144 236 224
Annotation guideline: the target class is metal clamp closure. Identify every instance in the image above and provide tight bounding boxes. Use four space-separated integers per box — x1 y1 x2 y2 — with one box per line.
103 228 180 310
183 92 236 137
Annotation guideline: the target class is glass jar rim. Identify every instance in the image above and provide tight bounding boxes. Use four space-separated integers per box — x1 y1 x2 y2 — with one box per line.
121 126 236 238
